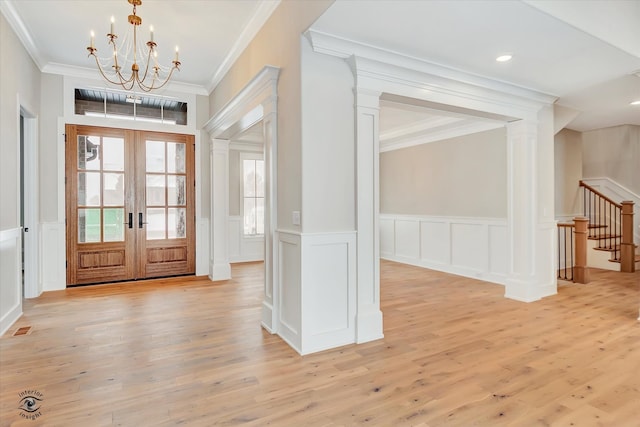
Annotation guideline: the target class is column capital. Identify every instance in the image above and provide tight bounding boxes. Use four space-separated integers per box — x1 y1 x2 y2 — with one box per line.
354 87 382 109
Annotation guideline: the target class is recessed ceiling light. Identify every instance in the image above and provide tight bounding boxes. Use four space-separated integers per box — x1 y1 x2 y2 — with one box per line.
630 100 640 106
496 54 513 63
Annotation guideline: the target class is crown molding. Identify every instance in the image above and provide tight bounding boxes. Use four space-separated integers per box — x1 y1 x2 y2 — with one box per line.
43 62 208 95
380 120 504 153
205 65 280 136
206 0 281 94
0 0 46 70
305 29 558 109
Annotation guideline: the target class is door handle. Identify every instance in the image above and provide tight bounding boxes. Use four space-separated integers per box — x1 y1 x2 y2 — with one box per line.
127 212 133 229
138 212 148 228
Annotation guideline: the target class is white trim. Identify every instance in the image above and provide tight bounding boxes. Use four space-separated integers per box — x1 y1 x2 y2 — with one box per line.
0 1 45 70
380 120 504 153
210 139 231 281
305 30 558 108
229 141 263 153
204 66 280 341
206 0 281 93
204 66 280 136
19 105 41 298
380 214 508 285
41 222 66 291
0 228 23 336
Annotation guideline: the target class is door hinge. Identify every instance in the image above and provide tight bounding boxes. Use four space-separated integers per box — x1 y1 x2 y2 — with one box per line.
65 260 68 268
64 133 67 143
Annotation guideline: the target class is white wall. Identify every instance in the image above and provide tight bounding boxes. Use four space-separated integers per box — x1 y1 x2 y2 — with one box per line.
380 127 507 217
0 13 41 333
554 128 583 218
582 125 640 195
300 36 355 232
209 1 334 231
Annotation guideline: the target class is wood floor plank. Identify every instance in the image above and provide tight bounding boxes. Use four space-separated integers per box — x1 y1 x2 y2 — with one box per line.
1 261 638 426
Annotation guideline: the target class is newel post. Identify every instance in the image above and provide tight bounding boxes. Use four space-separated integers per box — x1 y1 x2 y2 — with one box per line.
573 217 590 284
620 201 635 273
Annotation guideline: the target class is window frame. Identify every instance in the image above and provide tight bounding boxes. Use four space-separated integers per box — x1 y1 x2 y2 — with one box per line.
240 152 265 238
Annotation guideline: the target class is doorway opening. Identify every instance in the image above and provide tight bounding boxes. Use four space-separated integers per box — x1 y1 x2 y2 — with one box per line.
20 106 39 298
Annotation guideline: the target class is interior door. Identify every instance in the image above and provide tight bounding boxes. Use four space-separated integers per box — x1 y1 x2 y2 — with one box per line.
66 125 195 285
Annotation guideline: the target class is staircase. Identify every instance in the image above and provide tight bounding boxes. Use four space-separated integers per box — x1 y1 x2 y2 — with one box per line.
580 181 639 272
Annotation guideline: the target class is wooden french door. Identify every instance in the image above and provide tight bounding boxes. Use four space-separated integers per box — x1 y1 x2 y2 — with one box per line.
65 125 195 285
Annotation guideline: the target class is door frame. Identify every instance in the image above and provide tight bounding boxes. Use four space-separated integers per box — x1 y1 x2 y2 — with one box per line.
20 104 40 298
204 66 280 333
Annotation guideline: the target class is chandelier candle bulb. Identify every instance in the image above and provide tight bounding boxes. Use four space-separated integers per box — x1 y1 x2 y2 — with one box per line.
90 31 95 48
86 0 181 91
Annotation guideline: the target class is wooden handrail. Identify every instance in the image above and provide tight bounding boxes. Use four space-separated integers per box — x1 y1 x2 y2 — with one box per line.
557 222 574 228
579 180 621 208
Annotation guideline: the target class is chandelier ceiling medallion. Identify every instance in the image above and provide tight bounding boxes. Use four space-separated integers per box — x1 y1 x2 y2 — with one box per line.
86 0 181 92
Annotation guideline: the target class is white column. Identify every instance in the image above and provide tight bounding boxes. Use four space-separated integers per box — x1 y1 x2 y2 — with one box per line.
354 87 384 343
210 139 231 281
262 97 278 333
505 119 555 301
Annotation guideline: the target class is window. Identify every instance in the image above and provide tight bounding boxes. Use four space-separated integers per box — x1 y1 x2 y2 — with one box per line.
74 88 187 125
243 158 264 236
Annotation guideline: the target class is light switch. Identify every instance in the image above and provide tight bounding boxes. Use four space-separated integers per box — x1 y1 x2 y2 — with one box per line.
292 211 301 226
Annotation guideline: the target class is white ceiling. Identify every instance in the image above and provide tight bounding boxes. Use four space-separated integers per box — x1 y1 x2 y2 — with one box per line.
2 0 639 137
310 0 640 133
1 0 280 94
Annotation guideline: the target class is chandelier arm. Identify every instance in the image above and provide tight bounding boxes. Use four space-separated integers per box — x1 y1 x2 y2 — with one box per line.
137 47 155 86
109 37 121 74
136 63 179 92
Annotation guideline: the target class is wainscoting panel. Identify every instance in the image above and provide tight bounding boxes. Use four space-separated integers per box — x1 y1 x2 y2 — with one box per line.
0 228 22 335
229 216 264 263
420 220 450 265
277 231 301 352
196 219 210 276
41 222 66 291
301 232 356 355
395 220 420 260
381 214 508 285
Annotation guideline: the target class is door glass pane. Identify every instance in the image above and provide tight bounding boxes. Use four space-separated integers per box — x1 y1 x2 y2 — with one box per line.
168 208 186 238
167 175 186 206
78 208 101 243
103 173 124 206
244 198 256 235
255 160 265 198
146 175 165 206
167 142 185 173
78 135 101 170
146 141 165 172
78 172 101 206
102 137 124 171
146 208 166 240
243 160 256 197
103 208 124 242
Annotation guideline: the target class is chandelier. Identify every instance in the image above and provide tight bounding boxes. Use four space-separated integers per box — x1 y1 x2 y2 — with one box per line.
86 0 181 92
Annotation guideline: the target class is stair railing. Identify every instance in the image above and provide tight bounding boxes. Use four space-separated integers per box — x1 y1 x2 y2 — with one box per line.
580 181 622 261
580 181 636 273
557 217 589 283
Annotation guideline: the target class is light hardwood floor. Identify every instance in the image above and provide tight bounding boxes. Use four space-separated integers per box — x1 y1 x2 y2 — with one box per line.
1 261 639 426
